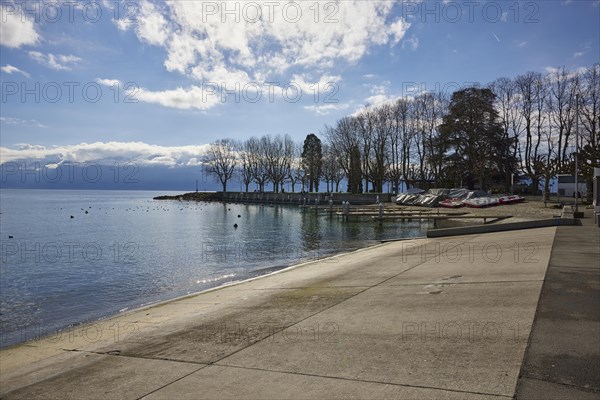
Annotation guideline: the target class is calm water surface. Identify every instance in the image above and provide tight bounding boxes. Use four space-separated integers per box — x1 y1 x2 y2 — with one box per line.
0 189 428 347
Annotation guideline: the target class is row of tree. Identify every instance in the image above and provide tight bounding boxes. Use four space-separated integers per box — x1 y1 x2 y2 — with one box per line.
203 133 334 193
204 64 599 195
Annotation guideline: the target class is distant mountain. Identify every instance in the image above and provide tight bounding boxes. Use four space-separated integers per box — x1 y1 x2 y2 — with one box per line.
0 163 222 191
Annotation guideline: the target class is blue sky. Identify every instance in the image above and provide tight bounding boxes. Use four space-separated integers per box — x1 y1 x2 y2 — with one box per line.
0 0 599 168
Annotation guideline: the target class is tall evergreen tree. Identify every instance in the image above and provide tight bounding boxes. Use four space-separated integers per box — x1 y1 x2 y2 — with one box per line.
301 134 323 192
347 145 363 193
439 87 511 190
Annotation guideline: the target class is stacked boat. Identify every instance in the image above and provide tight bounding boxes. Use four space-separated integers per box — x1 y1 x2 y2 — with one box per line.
396 188 524 208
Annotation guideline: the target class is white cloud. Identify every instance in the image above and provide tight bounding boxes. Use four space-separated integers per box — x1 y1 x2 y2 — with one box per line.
115 1 411 87
0 141 212 167
97 78 221 110
304 103 350 115
517 41 527 48
28 52 82 71
364 94 398 108
351 80 401 115
389 18 411 45
402 36 419 51
114 0 169 46
289 73 341 94
0 3 39 48
573 52 584 57
0 116 46 128
1 64 30 78
366 82 390 96
363 74 377 79
96 78 122 86
135 85 221 111
545 66 587 80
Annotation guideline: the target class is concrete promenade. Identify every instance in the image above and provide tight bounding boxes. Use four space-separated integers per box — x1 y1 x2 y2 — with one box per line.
1 216 598 399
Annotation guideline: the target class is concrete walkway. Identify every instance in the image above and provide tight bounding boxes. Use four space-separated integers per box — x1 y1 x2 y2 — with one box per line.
515 211 600 399
0 221 595 399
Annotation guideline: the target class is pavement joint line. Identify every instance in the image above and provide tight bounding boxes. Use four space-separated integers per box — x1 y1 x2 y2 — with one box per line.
204 238 475 369
135 364 209 400
210 363 513 399
60 348 210 367
520 374 600 394
385 279 545 286
251 286 372 290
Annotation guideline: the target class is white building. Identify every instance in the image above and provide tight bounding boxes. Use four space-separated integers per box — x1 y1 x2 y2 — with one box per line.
557 174 587 197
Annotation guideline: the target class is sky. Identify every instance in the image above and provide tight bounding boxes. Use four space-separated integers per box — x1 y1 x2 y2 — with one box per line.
0 0 599 175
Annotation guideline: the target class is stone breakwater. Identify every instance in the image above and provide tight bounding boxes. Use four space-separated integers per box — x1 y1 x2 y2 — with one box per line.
155 191 392 205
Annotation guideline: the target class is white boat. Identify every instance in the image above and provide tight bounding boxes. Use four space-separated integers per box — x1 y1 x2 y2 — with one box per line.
462 197 500 208
439 198 465 208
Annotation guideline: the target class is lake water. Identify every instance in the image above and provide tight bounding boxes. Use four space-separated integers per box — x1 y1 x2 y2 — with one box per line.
0 189 427 348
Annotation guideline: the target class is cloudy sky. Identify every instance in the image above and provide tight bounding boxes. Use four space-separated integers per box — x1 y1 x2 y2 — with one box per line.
1 0 599 167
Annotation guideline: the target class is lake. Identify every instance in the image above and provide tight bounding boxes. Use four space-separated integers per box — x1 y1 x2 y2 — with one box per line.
0 189 427 348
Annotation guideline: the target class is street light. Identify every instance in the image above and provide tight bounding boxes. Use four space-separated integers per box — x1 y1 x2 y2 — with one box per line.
575 94 580 213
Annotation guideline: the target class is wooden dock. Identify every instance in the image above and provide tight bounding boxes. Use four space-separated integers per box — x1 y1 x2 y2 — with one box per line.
371 215 512 224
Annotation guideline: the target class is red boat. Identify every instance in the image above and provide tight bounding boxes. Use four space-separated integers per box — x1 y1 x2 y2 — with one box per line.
498 195 525 205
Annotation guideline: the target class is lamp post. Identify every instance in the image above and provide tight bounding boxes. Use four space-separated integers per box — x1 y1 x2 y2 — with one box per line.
575 94 579 213
511 173 514 195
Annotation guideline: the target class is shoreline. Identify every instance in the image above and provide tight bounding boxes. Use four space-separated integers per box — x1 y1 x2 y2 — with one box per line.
0 238 389 352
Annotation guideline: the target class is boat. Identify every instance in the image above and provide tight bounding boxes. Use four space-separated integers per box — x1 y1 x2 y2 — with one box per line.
498 195 525 205
462 197 500 208
439 198 465 208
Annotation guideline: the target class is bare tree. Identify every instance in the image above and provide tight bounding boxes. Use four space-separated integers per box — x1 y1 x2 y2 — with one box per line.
516 71 546 194
578 64 600 200
548 67 579 168
245 136 269 192
324 117 363 193
204 139 237 192
286 142 304 192
237 139 255 192
321 144 345 192
581 64 600 151
490 77 523 191
370 105 393 193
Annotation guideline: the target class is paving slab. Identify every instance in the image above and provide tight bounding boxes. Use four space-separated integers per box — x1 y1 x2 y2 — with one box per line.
235 237 473 290
217 281 543 397
88 287 364 363
142 365 503 400
382 227 555 286
1 353 202 399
